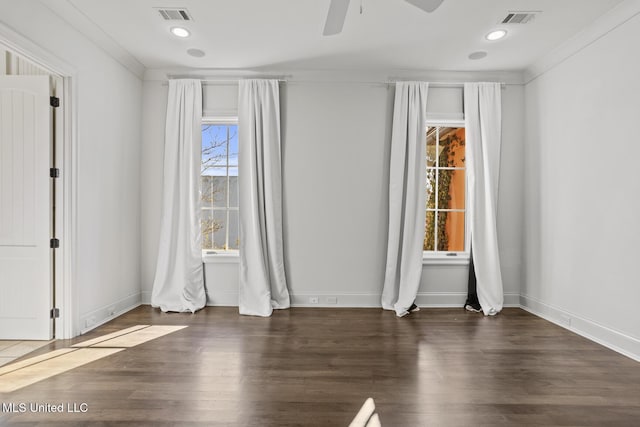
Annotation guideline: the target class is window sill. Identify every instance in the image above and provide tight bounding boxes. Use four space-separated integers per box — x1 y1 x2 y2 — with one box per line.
202 251 239 264
422 253 470 266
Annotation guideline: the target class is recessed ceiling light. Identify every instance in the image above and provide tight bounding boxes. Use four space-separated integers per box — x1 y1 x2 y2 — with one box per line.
187 48 205 58
485 29 507 41
170 27 190 38
468 51 488 60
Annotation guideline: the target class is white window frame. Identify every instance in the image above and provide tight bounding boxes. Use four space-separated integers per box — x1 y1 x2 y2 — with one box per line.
201 117 239 260
423 120 470 265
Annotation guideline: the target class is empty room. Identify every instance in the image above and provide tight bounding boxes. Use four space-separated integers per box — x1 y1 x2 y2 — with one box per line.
0 0 639 425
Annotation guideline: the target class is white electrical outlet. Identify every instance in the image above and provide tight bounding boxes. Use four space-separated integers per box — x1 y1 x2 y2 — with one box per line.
326 296 338 304
309 296 319 304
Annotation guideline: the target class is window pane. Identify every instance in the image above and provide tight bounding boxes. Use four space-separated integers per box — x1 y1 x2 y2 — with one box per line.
436 211 465 252
228 210 239 250
228 126 239 166
211 210 227 250
201 209 215 250
426 168 436 209
438 127 465 168
201 176 213 206
437 169 465 210
426 128 437 167
229 176 239 208
424 210 436 251
202 174 227 208
202 125 228 171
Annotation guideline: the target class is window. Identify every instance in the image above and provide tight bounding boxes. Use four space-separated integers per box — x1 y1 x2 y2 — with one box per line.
424 125 467 254
201 120 239 251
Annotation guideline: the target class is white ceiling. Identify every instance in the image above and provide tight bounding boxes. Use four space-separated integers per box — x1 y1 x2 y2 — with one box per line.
44 0 624 72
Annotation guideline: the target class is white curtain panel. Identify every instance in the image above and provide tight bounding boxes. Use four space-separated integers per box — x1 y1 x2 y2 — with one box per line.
464 82 504 315
238 79 290 316
381 82 429 317
151 79 206 313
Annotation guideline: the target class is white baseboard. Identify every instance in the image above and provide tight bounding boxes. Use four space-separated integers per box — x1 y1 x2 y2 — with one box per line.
198 291 520 309
78 293 142 335
141 290 151 305
520 294 640 362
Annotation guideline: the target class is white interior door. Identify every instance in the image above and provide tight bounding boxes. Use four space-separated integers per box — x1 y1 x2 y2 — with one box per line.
0 75 52 340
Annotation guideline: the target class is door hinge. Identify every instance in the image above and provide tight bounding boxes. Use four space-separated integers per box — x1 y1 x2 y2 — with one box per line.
50 238 60 249
50 308 60 319
50 96 60 108
50 168 60 178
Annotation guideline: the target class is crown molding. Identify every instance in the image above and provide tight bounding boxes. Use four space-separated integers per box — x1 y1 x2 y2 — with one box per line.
524 0 640 84
39 0 145 79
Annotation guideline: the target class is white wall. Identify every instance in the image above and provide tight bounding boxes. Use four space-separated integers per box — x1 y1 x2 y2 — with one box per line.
0 1 143 335
523 11 640 359
141 75 525 308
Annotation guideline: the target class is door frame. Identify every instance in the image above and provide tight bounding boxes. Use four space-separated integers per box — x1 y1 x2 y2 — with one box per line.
0 23 78 339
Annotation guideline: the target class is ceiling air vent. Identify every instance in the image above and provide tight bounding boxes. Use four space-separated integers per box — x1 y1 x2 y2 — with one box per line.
156 8 193 21
500 11 540 24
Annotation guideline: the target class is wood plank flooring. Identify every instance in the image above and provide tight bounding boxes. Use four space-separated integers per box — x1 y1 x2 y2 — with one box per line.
0 306 638 426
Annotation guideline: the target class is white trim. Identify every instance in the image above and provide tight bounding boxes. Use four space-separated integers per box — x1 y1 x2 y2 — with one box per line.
0 22 78 340
202 252 240 264
422 253 470 265
202 116 238 124
520 294 640 362
78 293 142 335
0 22 77 76
524 0 640 84
172 291 520 309
39 0 145 79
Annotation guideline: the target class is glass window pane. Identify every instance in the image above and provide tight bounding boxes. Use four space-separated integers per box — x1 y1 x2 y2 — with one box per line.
210 210 227 250
437 211 465 252
426 168 436 209
202 125 228 171
229 176 239 207
202 173 227 208
201 176 213 206
426 128 437 167
201 209 215 250
438 127 465 168
437 169 465 210
228 210 239 250
228 125 239 166
424 210 436 251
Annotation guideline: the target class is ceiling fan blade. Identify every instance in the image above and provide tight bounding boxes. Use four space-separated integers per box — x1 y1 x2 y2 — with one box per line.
323 0 350 36
404 0 444 13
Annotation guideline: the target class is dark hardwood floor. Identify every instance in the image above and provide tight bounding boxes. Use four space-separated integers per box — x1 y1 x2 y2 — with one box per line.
1 306 638 426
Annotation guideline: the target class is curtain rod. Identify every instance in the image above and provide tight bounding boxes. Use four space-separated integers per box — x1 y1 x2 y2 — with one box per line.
166 75 290 83
388 81 507 88
162 77 507 88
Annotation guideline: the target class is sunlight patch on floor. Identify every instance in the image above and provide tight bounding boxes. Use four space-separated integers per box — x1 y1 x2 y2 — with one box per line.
0 325 187 393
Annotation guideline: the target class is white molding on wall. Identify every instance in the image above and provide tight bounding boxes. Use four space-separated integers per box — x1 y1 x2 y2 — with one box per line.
78 293 142 335
141 291 152 305
520 294 640 362
39 0 145 79
524 0 640 84
0 22 77 76
142 291 522 309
